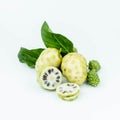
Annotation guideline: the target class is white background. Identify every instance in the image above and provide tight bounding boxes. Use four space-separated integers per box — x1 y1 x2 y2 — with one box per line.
0 0 120 120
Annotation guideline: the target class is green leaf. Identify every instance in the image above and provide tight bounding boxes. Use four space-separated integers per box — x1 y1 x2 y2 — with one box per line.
18 47 44 68
41 21 75 56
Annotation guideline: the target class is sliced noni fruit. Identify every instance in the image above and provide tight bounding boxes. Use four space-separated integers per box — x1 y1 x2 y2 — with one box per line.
58 91 79 101
38 66 62 90
56 83 80 97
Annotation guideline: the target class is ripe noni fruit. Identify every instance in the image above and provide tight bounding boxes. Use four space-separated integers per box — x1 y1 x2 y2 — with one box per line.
37 66 62 90
61 52 87 85
35 48 62 73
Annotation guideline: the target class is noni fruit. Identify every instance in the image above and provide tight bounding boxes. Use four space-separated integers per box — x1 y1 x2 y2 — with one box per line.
56 83 80 101
35 48 62 73
88 60 101 72
61 53 87 85
87 69 100 86
37 66 62 90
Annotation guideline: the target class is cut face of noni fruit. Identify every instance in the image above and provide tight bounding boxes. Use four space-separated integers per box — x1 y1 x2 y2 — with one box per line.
58 91 79 101
61 52 87 85
38 66 62 90
35 48 62 73
56 83 80 97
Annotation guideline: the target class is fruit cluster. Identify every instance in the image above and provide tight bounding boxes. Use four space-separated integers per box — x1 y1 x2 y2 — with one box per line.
18 22 101 101
35 48 88 101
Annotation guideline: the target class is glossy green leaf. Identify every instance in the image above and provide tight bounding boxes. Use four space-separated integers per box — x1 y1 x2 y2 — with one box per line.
18 47 44 68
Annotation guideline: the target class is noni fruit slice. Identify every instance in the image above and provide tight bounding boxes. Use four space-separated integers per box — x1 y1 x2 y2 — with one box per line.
56 83 80 97
38 66 62 90
35 48 62 73
61 53 87 85
58 91 79 101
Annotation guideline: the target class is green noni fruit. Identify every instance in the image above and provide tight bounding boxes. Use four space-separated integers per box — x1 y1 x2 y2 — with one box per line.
87 69 100 86
88 60 101 72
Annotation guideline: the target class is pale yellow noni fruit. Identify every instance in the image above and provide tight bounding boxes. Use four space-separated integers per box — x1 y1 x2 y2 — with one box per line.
61 52 87 85
35 48 62 73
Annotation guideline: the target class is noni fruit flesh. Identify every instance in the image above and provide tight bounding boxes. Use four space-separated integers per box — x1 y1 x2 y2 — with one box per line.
58 91 79 101
56 83 80 101
37 66 62 90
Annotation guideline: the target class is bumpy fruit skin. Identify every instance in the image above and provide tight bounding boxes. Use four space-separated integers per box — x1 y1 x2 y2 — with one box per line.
87 69 100 86
89 60 101 72
35 48 62 73
61 53 87 85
